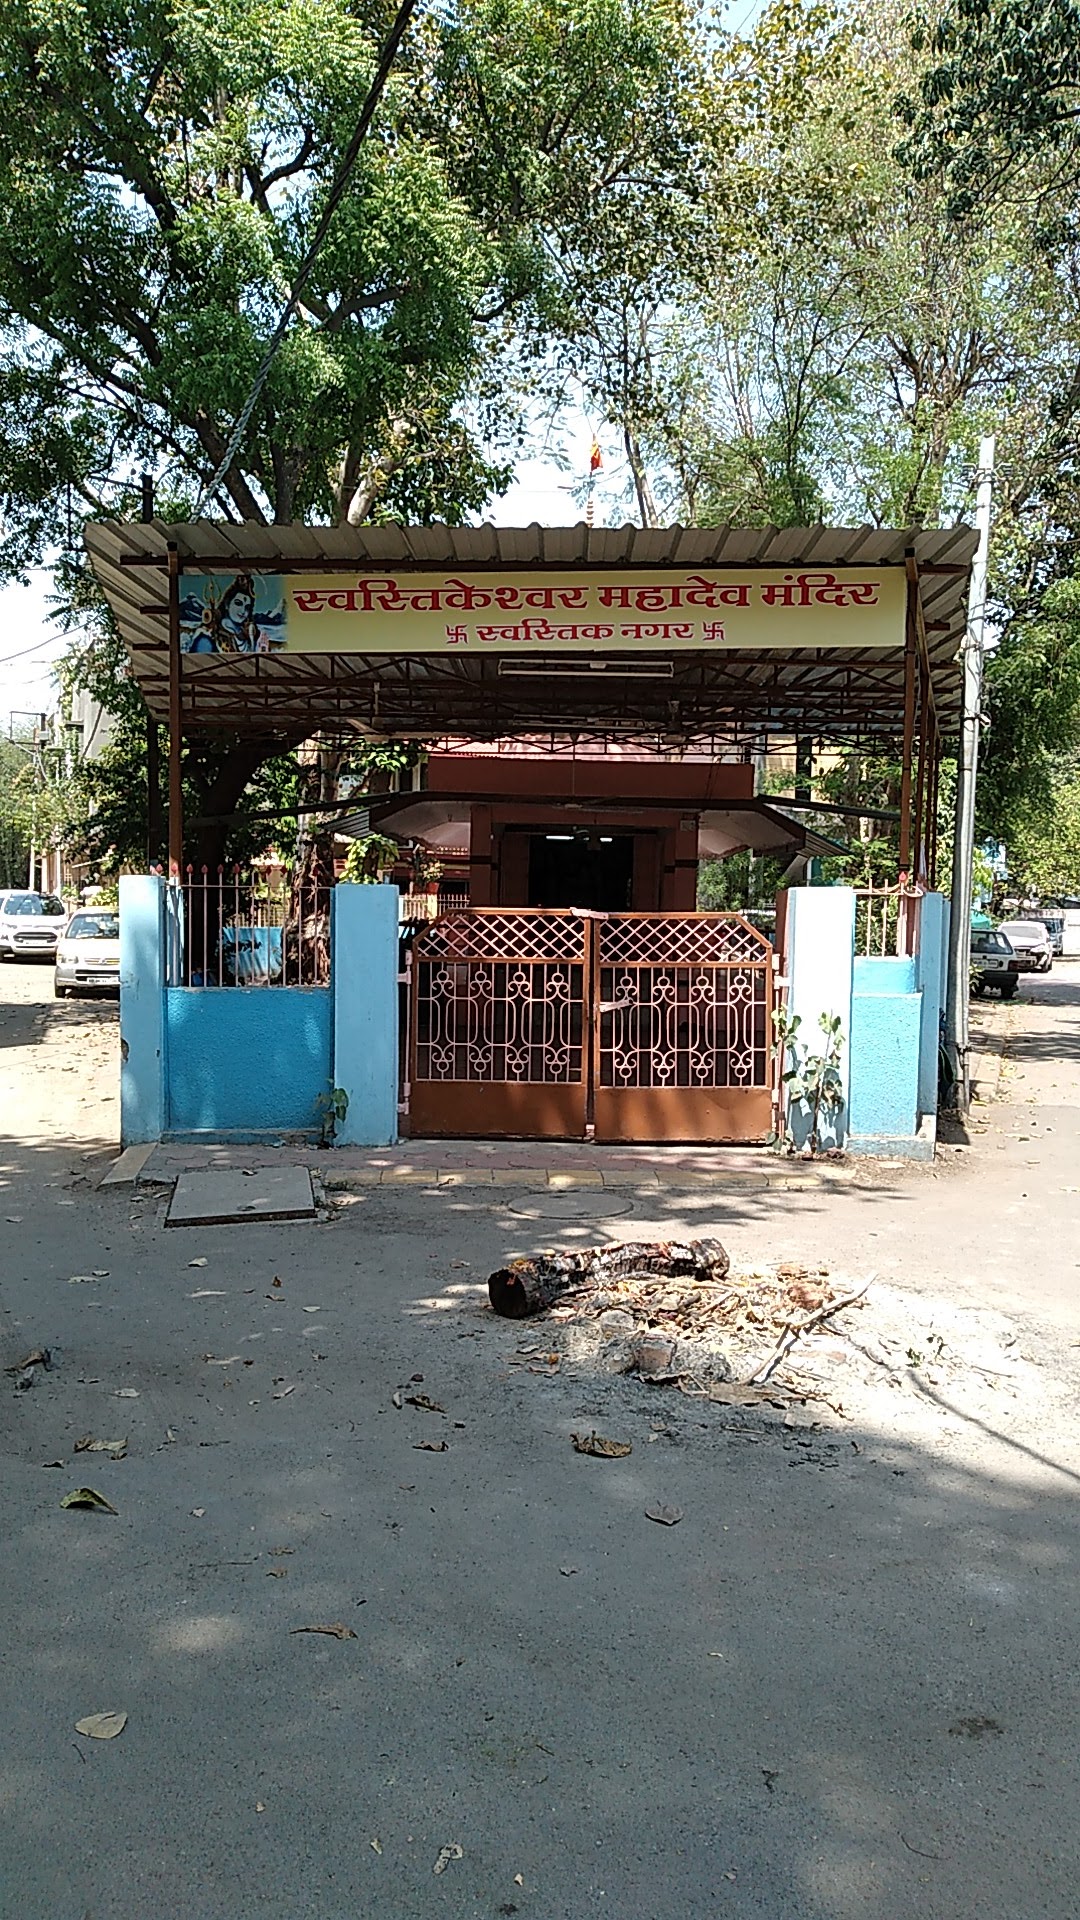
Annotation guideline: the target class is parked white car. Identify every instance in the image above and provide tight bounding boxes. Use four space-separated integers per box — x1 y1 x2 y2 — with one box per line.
54 908 120 997
0 889 67 960
997 918 1053 974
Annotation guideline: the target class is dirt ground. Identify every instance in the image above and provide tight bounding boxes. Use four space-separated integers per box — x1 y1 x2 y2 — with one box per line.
2 958 1079 1920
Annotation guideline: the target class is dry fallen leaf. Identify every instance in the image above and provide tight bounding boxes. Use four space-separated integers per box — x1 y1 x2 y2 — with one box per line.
60 1487 118 1514
302 1306 323 1314
370 1838 382 1855
571 1431 632 1459
406 1394 445 1414
41 1459 65 1469
268 1546 294 1556
5 1347 50 1374
205 1355 242 1367
413 1439 448 1452
272 1385 296 1399
391 1390 403 1409
68 1274 99 1285
92 1270 110 1278
289 1623 357 1641
188 1289 227 1299
559 1566 579 1576
272 1276 282 1288
514 1874 525 1887
191 1507 206 1517
256 1802 266 1813
645 1502 684 1527
75 1711 127 1741
266 1567 287 1578
114 1388 140 1399
433 1844 463 1875
187 1257 208 1268
74 1437 127 1458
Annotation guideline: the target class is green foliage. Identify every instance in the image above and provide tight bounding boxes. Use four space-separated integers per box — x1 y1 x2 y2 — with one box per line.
979 576 1080 844
774 1005 845 1154
697 851 786 909
0 0 701 552
0 738 32 887
316 1085 350 1147
340 833 400 883
900 0 1080 222
1000 763 1080 897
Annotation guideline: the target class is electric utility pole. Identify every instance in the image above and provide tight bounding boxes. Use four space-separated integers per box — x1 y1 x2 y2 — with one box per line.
945 434 996 1113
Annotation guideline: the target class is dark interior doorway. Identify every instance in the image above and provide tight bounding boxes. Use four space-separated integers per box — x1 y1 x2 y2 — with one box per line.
527 831 634 910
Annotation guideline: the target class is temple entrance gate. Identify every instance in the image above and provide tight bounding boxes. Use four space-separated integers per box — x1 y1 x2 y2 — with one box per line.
408 908 774 1143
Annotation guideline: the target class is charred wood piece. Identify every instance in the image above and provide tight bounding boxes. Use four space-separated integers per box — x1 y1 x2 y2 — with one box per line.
488 1239 730 1319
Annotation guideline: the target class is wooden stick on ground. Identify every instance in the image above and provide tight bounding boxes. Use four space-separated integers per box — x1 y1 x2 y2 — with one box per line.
748 1281 872 1387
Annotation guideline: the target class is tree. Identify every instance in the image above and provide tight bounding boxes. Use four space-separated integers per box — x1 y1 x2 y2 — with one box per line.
1006 763 1080 896
0 0 702 545
0 0 704 854
0 738 31 888
900 0 1080 223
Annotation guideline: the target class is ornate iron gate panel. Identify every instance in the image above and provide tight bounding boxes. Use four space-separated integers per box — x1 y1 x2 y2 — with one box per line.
410 909 773 1142
594 913 773 1142
410 910 589 1139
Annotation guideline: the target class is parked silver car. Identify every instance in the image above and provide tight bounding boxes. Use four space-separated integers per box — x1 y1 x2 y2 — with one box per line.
997 917 1053 973
0 890 67 960
54 908 120 996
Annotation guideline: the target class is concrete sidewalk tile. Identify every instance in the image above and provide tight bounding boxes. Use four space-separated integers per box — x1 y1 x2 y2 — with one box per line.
166 1166 315 1227
436 1170 494 1186
99 1142 158 1187
600 1169 661 1187
490 1168 547 1185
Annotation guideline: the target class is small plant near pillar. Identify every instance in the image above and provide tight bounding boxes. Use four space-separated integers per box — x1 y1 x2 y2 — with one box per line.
773 1006 846 1154
316 1085 349 1147
341 834 399 883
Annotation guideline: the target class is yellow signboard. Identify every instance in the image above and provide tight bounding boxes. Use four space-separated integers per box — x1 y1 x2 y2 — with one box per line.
179 568 906 657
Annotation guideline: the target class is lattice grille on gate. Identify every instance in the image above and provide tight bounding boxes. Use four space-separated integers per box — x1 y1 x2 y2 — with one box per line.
598 914 771 968
419 910 586 965
414 911 587 1085
598 914 771 1092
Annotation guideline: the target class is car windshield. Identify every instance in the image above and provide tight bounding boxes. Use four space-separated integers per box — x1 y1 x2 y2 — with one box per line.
976 933 1011 953
3 893 65 916
1003 921 1045 940
65 912 119 940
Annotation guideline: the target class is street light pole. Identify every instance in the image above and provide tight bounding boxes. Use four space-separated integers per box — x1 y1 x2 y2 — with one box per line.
945 434 996 1112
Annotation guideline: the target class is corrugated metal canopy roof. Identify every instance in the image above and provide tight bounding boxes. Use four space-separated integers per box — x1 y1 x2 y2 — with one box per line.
83 518 978 748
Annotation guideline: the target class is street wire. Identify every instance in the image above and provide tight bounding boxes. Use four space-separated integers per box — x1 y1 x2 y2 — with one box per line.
194 0 419 517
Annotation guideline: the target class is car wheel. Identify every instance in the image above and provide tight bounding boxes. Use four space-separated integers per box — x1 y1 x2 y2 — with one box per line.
1000 981 1018 999
972 979 986 996
53 980 69 998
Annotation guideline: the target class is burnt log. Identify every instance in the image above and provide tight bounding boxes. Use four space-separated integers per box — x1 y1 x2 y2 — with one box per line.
487 1238 729 1319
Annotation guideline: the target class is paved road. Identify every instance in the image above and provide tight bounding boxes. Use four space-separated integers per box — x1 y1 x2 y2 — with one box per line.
1 961 1079 1919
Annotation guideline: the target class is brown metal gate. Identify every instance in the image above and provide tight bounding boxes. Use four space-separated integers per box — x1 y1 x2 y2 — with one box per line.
409 909 773 1143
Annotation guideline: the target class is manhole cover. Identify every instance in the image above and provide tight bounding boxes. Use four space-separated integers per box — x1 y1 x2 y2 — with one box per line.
503 1193 633 1221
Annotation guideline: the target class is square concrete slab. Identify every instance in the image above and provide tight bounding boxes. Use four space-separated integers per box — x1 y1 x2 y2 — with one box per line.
165 1166 316 1227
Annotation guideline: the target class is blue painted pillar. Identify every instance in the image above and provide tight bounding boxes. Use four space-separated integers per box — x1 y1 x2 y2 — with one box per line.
915 891 946 1117
119 874 167 1145
782 887 855 1149
332 884 399 1146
